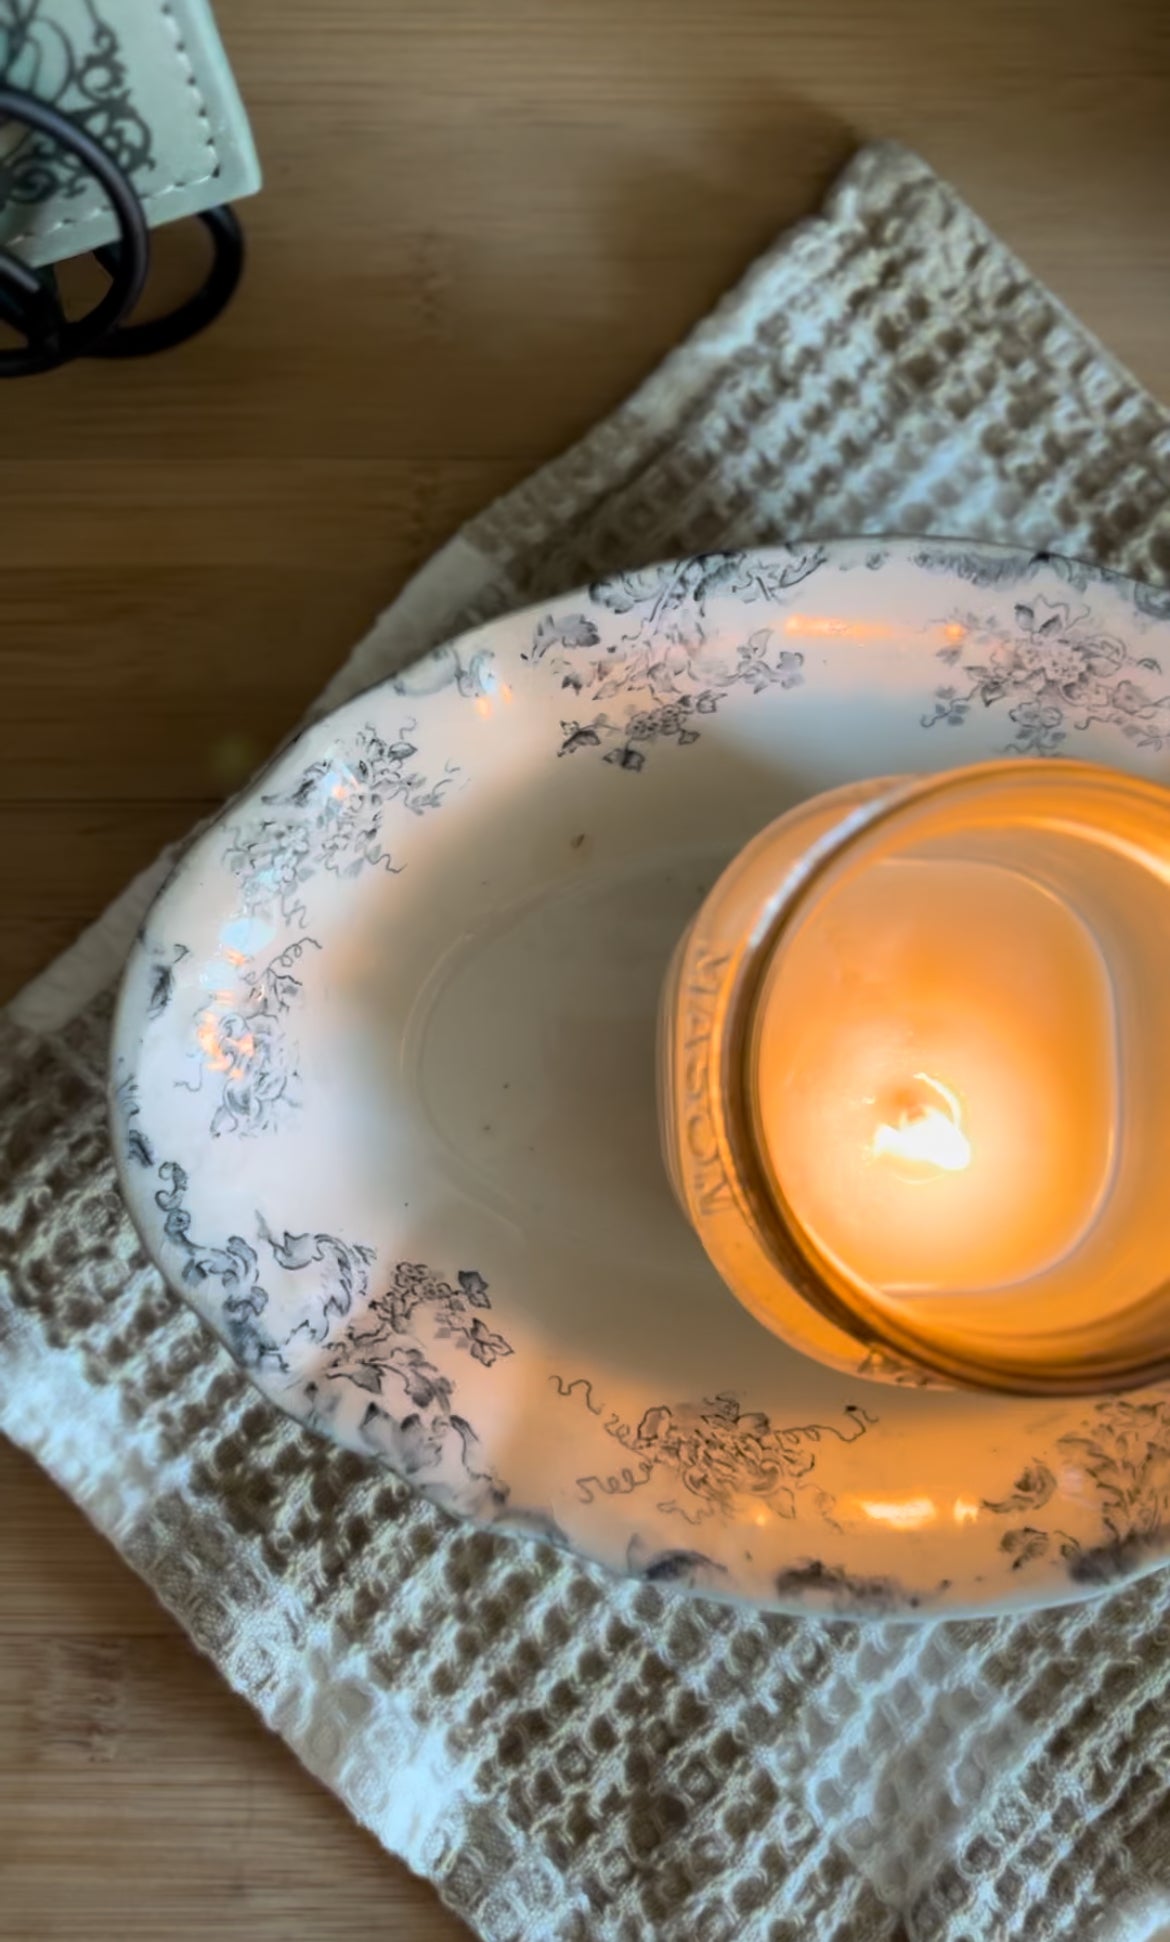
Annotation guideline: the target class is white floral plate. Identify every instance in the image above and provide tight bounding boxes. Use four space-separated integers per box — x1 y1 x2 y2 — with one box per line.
111 538 1170 1619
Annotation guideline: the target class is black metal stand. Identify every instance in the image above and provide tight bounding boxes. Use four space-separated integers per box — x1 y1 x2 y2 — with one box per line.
0 83 245 377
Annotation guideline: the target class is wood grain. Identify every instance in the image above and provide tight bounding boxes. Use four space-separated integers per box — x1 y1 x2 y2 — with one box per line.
1 0 1167 1933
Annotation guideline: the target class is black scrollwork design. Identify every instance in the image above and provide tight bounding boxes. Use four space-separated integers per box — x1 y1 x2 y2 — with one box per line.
0 1 153 213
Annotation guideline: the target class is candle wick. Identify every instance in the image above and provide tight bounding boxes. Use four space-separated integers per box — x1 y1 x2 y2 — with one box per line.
871 1072 971 1174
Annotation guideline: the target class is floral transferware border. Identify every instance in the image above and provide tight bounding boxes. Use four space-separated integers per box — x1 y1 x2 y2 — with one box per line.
112 539 1170 1616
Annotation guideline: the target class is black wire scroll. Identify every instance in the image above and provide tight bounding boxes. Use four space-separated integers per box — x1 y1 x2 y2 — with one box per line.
0 83 244 377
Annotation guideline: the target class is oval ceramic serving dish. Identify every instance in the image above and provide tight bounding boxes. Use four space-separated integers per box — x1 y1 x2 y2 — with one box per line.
111 538 1170 1619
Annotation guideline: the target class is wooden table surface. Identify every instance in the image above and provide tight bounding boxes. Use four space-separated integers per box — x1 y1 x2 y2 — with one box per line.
2 2 1167 1934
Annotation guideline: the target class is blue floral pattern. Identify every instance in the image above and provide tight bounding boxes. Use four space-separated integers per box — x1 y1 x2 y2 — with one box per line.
181 937 321 1138
149 1160 511 1508
532 549 822 770
988 1400 1170 1584
550 1376 874 1527
224 723 456 927
923 596 1170 755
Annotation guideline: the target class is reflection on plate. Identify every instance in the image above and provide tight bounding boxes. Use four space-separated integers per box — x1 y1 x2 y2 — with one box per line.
111 538 1170 1617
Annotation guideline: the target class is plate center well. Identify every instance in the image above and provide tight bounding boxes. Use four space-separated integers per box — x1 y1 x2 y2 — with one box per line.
407 851 726 1271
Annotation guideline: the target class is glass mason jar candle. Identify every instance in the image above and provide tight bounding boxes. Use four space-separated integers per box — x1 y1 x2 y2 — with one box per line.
658 761 1170 1395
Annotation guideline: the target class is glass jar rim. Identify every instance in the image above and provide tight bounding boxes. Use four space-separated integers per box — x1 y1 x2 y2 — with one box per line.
719 759 1170 1396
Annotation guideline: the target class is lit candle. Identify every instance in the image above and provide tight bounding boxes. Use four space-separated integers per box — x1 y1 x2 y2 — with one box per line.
751 855 1118 1305
658 761 1170 1393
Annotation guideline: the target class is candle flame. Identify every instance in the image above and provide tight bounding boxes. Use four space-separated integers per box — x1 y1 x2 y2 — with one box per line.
871 1073 971 1173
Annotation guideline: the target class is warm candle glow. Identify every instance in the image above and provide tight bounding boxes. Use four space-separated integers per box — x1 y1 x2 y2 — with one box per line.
870 1072 971 1176
660 762 1170 1393
752 855 1119 1302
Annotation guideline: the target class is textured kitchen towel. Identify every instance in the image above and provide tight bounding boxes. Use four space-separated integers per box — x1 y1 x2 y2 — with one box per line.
4 143 1170 1942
